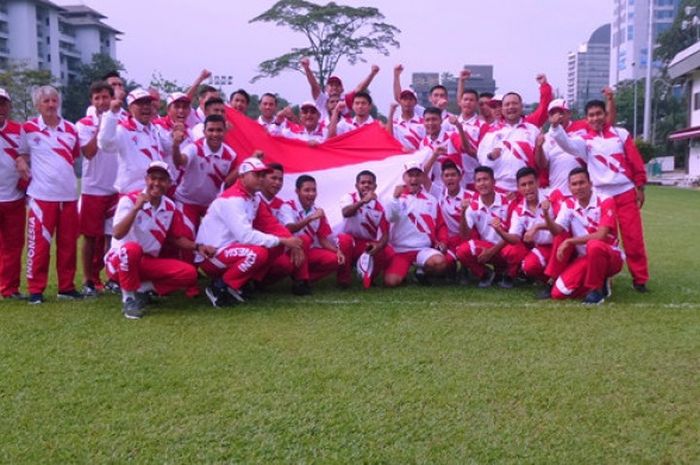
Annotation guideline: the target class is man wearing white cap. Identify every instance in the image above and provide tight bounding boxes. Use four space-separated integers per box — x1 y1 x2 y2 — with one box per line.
383 161 448 287
0 88 26 299
386 72 425 151
155 92 196 190
196 156 303 307
279 101 328 144
97 88 165 194
16 86 82 304
105 161 204 319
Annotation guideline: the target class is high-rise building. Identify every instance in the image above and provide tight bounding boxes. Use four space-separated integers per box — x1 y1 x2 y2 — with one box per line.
567 24 611 110
610 0 679 85
0 0 121 84
411 66 496 108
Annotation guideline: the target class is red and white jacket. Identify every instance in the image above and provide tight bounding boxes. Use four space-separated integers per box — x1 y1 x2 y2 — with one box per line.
196 180 290 251
0 120 24 202
554 191 620 256
257 192 296 226
387 187 445 253
541 120 588 195
392 113 425 150
175 139 237 207
430 186 474 239
281 121 328 143
339 192 390 242
420 129 466 192
464 192 511 244
282 199 333 248
19 116 80 201
508 197 554 245
550 124 647 197
76 114 119 196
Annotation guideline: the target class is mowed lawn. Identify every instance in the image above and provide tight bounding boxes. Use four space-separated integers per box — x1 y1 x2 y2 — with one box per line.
1 186 699 464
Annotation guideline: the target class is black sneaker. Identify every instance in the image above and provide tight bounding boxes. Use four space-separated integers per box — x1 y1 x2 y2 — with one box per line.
633 283 648 293
122 297 144 319
135 291 156 307
3 292 27 300
414 268 430 286
477 268 496 288
226 286 246 303
240 282 256 300
536 284 553 300
104 279 121 294
458 267 470 286
57 290 84 300
498 275 514 289
291 279 312 296
582 290 605 305
28 293 44 305
82 283 98 298
204 284 232 308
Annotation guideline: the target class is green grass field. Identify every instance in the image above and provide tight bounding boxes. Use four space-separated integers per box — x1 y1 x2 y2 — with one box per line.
1 186 699 464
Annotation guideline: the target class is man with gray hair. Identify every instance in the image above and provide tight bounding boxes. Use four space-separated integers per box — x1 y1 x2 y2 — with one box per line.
16 86 82 304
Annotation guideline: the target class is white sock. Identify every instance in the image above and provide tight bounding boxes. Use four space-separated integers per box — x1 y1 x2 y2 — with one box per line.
122 291 135 303
138 281 155 293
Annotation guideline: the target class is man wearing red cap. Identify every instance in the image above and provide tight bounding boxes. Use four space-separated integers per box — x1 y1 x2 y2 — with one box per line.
196 157 303 307
0 88 26 299
105 161 204 319
387 65 425 151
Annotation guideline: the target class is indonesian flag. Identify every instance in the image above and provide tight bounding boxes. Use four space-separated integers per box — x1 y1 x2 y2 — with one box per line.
225 107 426 227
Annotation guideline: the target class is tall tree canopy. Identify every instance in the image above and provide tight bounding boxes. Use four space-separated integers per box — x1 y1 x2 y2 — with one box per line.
249 0 400 86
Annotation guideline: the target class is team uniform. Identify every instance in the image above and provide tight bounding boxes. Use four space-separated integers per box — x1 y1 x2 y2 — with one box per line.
385 187 446 280
430 186 474 261
76 113 120 286
335 116 375 136
540 120 588 202
392 114 425 151
336 192 391 286
97 113 165 194
550 124 649 286
455 193 512 279
315 91 355 121
545 192 624 299
19 116 81 294
257 116 289 135
104 192 197 296
196 181 290 291
280 121 329 143
500 198 554 282
420 129 468 192
0 119 25 297
153 116 195 190
455 113 484 187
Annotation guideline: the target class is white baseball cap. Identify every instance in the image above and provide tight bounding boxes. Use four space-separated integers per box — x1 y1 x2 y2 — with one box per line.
146 160 170 177
403 160 424 174
167 91 191 106
300 101 319 112
126 88 153 105
0 88 11 102
547 98 570 113
238 157 271 174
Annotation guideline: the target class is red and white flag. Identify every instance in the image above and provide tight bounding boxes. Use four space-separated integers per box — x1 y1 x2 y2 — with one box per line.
225 107 426 227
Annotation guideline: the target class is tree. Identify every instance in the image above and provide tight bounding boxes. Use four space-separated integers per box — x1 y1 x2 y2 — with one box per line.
656 0 700 65
249 0 400 86
61 53 132 122
0 61 54 120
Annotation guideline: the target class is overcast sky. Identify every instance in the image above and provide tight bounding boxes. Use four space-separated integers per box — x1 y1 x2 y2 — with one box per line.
62 0 612 109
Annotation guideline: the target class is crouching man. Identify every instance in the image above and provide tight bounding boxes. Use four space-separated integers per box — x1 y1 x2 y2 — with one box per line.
196 157 303 307
105 161 204 319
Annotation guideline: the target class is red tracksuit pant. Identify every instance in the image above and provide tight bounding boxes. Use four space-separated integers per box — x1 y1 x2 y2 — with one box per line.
308 247 341 283
614 188 649 285
106 242 198 294
26 199 79 294
200 243 281 290
0 198 25 296
336 233 390 286
178 202 208 264
262 236 311 284
501 243 552 282
551 239 624 299
455 239 509 279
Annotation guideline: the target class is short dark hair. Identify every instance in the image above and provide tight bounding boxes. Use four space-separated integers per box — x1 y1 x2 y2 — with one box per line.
584 99 606 114
101 70 121 81
516 166 537 182
474 165 494 180
198 85 218 98
204 97 224 110
429 84 447 96
267 162 284 173
295 174 316 190
203 114 225 128
423 106 442 118
479 92 494 99
260 92 278 104
503 92 522 103
568 167 590 180
89 80 114 98
353 91 372 105
441 160 460 174
230 89 250 104
462 88 479 99
355 170 376 183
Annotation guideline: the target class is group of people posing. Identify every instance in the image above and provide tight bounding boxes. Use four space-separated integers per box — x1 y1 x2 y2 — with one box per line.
0 59 649 319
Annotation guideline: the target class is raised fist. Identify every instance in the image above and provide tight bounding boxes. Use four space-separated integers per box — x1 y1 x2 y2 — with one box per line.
300 57 311 68
536 73 547 85
394 64 404 75
371 64 380 74
460 69 471 80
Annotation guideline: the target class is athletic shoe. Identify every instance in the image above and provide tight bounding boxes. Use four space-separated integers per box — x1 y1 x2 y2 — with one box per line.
57 290 84 300
204 284 233 308
477 269 496 288
28 293 44 305
122 297 144 320
226 286 246 303
498 275 514 289
414 268 430 286
633 283 648 293
240 282 256 300
82 283 98 298
536 284 552 300
602 278 613 299
135 291 155 307
458 267 470 286
582 290 605 305
104 280 121 294
3 292 27 300
291 280 312 296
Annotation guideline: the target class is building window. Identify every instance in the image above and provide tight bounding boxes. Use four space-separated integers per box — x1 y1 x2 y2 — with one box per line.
627 25 634 40
694 92 700 111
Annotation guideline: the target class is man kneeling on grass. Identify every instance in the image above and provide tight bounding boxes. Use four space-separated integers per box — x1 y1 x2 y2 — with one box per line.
105 161 210 319
541 167 624 304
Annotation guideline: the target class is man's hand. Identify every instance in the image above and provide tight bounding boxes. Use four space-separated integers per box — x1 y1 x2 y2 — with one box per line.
523 227 537 244
541 199 551 213
536 73 547 85
371 64 380 75
290 247 305 267
366 242 379 256
535 132 545 149
252 150 264 160
110 99 122 114
280 236 303 250
602 86 614 101
433 145 447 158
134 192 150 210
549 111 563 127
490 217 502 231
460 69 471 81
15 157 30 180
393 185 405 199
172 123 186 145
389 102 399 114
361 191 377 204
300 57 311 69
309 208 325 221
336 249 346 265
489 147 502 160
334 101 347 114
436 98 448 110
114 87 126 102
435 241 447 253
460 197 471 212
394 64 404 75
556 239 572 262
198 69 212 81
636 186 645 209
448 115 459 126
477 246 496 264
196 244 217 259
